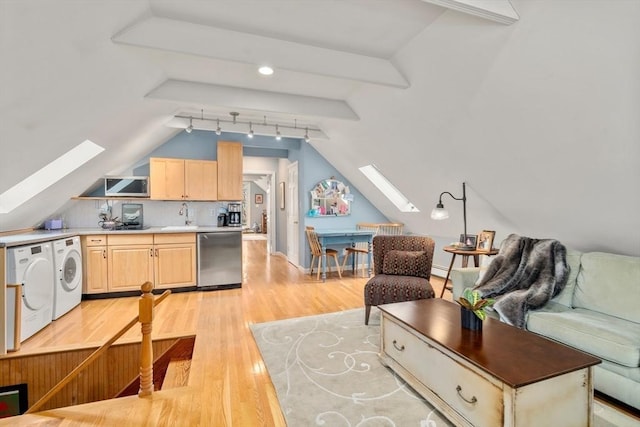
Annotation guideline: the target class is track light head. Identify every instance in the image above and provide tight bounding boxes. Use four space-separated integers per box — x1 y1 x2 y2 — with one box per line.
185 117 193 133
304 127 310 142
248 122 254 138
275 124 282 140
215 119 222 135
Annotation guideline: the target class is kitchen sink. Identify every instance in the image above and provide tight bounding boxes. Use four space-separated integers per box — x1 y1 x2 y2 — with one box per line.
161 225 199 231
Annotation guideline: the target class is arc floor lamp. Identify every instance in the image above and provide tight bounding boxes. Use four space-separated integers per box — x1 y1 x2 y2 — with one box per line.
431 182 473 249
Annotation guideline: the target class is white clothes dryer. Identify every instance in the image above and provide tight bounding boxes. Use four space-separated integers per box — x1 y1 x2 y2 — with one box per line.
52 236 83 320
6 241 55 344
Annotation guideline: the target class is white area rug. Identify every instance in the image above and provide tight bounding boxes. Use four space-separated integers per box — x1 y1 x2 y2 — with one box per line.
251 308 639 427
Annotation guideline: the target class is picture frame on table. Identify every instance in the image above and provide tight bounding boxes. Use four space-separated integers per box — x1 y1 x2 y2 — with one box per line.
477 230 495 252
255 194 263 204
459 234 478 249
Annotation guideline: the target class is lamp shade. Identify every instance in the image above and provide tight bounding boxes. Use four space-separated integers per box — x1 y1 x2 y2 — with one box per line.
431 205 449 220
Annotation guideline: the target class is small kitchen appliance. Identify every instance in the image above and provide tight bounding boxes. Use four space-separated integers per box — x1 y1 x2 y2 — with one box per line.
104 176 149 197
227 203 242 227
217 213 228 227
122 203 144 230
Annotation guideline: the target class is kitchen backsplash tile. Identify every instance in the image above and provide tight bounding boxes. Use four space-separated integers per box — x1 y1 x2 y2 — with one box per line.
60 200 228 229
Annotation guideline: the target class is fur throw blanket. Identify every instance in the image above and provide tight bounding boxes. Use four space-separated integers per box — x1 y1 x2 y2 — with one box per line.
473 234 569 329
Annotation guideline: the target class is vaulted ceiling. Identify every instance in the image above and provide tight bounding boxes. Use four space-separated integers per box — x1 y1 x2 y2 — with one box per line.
1 0 639 256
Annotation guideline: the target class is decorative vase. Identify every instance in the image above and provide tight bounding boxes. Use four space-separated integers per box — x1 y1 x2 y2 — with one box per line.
460 307 483 331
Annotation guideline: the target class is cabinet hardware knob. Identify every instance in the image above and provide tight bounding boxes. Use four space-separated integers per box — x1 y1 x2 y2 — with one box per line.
392 340 405 352
150 249 153 257
456 385 477 404
102 250 106 259
155 249 159 257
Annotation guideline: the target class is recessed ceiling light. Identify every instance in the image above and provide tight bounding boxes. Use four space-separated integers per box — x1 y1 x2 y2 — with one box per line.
258 66 274 76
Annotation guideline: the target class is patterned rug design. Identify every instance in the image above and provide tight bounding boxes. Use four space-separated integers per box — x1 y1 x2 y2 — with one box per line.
251 308 638 427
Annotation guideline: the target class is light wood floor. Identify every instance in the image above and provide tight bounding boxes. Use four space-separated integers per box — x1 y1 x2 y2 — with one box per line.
2 240 447 425
6 240 636 424
16 239 450 356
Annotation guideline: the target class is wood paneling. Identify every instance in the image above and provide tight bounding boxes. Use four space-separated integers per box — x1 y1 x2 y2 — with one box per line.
0 340 177 410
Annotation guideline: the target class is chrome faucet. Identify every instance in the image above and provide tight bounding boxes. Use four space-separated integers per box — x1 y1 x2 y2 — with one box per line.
179 202 192 225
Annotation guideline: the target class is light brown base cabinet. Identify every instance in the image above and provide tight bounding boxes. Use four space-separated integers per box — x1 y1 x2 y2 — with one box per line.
82 233 196 294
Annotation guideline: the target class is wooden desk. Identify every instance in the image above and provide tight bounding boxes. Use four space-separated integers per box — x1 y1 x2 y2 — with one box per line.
314 229 374 282
440 245 499 298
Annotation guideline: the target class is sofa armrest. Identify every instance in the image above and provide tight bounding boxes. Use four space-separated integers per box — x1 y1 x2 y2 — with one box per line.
450 267 481 301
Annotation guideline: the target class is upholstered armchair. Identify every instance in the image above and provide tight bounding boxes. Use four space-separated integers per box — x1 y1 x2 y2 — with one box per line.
364 235 435 324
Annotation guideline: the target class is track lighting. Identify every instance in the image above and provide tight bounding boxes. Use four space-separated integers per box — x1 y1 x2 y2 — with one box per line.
174 112 321 141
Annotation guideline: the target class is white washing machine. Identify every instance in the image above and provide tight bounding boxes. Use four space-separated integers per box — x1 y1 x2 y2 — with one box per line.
6 241 55 345
52 236 83 320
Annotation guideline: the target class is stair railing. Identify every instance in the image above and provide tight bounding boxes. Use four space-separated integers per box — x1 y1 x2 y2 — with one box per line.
26 282 170 414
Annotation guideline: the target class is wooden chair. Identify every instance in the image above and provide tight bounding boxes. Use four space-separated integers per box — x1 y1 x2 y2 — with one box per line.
341 223 375 277
342 223 405 276
364 235 435 324
306 226 342 280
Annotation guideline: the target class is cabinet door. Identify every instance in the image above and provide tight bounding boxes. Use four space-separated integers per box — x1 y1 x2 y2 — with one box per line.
83 246 108 294
108 245 154 291
185 159 218 201
217 141 243 200
150 158 186 200
154 243 197 289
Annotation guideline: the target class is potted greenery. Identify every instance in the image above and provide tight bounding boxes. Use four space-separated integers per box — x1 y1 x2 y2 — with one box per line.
458 288 495 331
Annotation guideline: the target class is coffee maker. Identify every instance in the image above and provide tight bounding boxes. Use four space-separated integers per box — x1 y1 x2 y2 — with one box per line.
228 203 242 227
217 213 228 227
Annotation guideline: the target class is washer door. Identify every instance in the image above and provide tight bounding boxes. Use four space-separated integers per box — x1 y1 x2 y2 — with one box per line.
23 257 54 311
60 249 82 292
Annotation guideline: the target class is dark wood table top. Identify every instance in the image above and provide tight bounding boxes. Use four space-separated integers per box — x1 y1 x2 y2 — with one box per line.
379 299 601 388
443 245 499 256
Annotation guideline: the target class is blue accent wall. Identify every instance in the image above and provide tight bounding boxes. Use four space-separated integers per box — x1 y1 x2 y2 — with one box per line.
93 128 389 270
297 142 388 269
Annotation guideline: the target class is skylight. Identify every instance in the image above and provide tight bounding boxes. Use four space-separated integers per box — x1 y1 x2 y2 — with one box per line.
359 164 419 213
0 139 105 213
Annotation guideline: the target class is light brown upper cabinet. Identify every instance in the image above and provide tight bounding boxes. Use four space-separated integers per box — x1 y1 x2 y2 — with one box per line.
150 158 218 201
217 141 243 201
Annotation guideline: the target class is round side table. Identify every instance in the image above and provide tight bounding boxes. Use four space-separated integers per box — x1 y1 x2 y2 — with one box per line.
439 245 499 298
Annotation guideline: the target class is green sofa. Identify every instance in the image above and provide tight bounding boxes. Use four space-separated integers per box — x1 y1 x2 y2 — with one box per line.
451 250 640 410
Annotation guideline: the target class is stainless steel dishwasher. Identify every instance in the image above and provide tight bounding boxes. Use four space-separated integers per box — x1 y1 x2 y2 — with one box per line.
197 231 242 289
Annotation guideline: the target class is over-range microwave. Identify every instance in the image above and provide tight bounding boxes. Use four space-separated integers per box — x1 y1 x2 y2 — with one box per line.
104 176 149 197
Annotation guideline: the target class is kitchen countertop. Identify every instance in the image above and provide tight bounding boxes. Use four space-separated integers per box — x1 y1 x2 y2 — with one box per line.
0 226 242 247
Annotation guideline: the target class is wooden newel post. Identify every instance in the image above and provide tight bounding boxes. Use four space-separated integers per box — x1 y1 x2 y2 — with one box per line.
138 281 154 397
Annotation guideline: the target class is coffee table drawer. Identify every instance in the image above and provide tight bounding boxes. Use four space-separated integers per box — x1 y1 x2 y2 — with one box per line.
383 319 503 427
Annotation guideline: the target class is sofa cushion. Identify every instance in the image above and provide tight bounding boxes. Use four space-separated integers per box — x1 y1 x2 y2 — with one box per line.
364 274 434 306
382 250 429 278
527 307 640 368
550 249 582 307
573 252 640 323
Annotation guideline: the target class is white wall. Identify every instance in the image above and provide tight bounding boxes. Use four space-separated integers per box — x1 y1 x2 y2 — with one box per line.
311 0 640 256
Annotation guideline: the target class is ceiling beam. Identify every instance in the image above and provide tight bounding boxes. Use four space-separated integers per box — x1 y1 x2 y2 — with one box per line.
422 0 519 24
113 16 409 88
146 79 358 122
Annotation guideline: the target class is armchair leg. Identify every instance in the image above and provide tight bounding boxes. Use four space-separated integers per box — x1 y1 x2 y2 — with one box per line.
365 305 372 325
